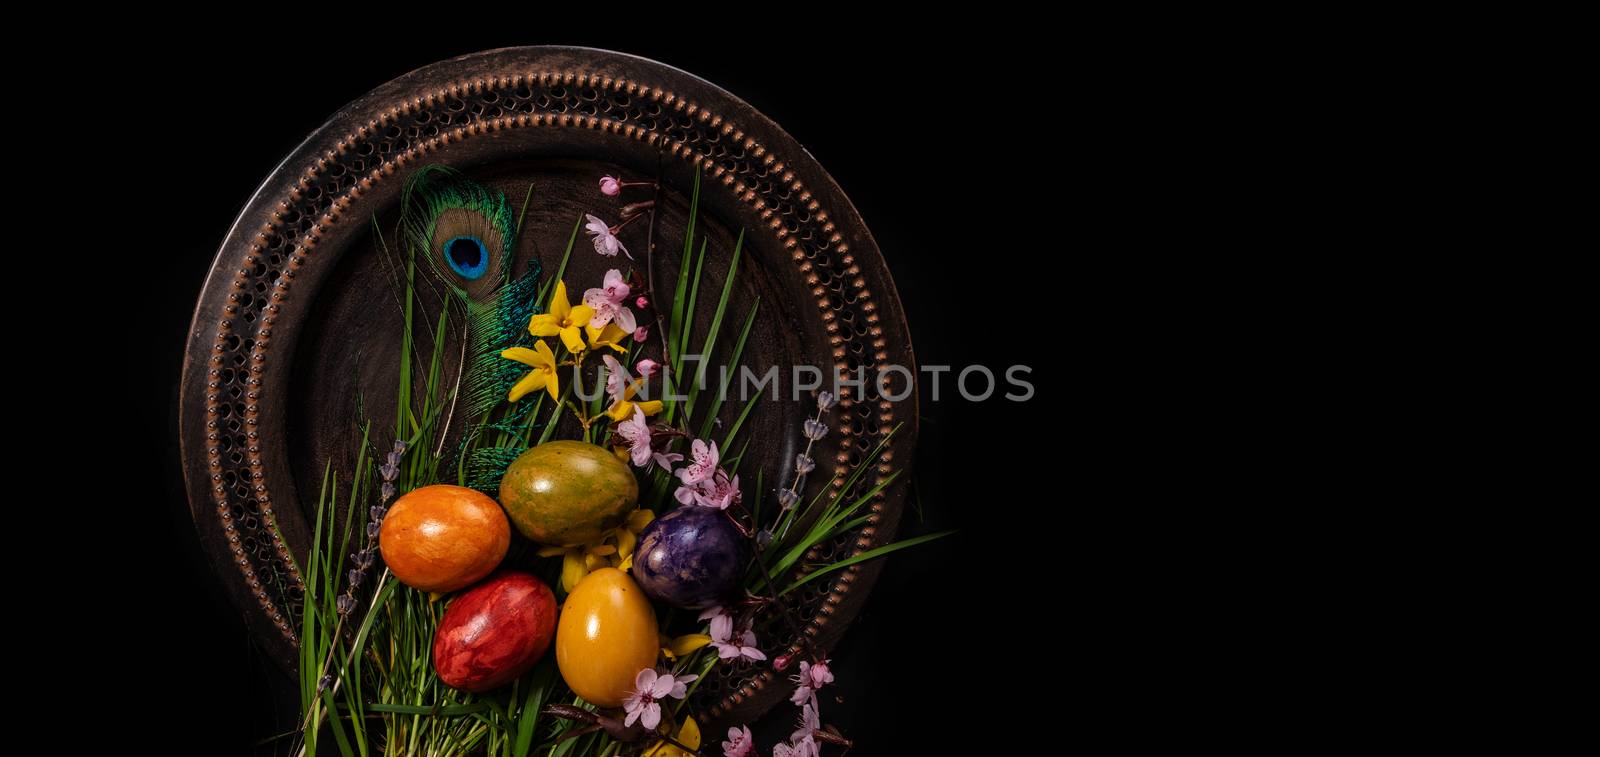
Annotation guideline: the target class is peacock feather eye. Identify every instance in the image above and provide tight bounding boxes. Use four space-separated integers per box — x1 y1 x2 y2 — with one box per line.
399 165 515 300
444 235 490 280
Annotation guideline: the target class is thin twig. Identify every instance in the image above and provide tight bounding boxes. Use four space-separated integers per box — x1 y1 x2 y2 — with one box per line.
645 151 675 374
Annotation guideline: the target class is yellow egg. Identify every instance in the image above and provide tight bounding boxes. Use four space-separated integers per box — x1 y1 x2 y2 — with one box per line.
555 568 659 707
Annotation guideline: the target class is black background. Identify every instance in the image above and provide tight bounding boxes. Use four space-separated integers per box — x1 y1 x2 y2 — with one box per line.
116 34 1073 753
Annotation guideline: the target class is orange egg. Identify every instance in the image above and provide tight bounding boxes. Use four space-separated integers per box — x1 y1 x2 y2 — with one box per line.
379 484 510 593
555 568 659 707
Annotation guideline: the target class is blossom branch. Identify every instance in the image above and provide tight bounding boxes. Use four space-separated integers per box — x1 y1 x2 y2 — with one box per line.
643 154 675 374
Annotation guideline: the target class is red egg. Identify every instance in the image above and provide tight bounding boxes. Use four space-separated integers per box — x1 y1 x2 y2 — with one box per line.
432 571 558 692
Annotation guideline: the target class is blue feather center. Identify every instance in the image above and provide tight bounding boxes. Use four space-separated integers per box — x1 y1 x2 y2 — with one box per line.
444 236 489 280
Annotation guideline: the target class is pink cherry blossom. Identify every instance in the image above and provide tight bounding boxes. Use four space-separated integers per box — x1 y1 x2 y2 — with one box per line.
676 439 719 486
584 269 637 332
616 406 653 468
689 470 741 510
674 483 700 507
721 725 754 757
789 659 835 705
772 740 819 757
708 613 733 644
698 605 730 633
710 617 766 662
791 701 820 744
674 470 738 509
653 450 683 472
602 355 630 404
622 668 697 731
775 708 821 757
584 214 631 259
600 175 621 196
698 605 728 624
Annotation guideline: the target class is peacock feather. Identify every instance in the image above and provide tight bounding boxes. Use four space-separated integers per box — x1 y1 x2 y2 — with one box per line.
400 164 517 299
398 165 542 487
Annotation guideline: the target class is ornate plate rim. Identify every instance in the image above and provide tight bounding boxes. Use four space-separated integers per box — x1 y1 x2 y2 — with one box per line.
179 45 917 722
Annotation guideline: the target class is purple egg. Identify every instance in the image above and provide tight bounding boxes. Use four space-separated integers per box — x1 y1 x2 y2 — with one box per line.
632 506 748 609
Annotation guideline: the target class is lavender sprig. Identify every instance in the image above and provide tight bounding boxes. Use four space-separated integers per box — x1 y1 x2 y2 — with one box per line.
298 444 406 757
775 392 836 541
336 438 406 620
741 391 838 672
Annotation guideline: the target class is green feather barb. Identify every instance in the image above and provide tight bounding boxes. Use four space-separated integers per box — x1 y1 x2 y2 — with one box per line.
398 165 542 450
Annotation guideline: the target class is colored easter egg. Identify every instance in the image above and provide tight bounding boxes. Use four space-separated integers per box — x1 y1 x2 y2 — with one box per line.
379 484 510 592
499 441 640 546
554 568 659 707
632 506 748 609
432 571 558 692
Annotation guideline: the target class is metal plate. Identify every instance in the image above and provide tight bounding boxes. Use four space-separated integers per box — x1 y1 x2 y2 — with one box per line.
178 46 916 723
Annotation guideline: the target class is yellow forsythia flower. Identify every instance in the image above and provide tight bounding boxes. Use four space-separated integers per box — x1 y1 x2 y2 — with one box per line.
527 282 593 353
501 340 559 402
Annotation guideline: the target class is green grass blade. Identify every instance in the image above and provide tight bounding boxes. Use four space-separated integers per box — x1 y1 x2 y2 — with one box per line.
701 301 759 441
537 379 575 444
723 435 752 478
763 470 903 587
676 237 708 377
719 387 766 458
779 531 954 596
512 183 536 239
319 687 358 757
686 231 744 424
513 663 556 757
669 169 701 380
535 217 582 309
362 702 492 716
751 469 765 529
397 234 417 439
301 461 333 712
589 361 609 433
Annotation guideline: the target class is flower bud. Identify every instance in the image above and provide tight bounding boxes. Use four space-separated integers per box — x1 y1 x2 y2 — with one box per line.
599 175 621 196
